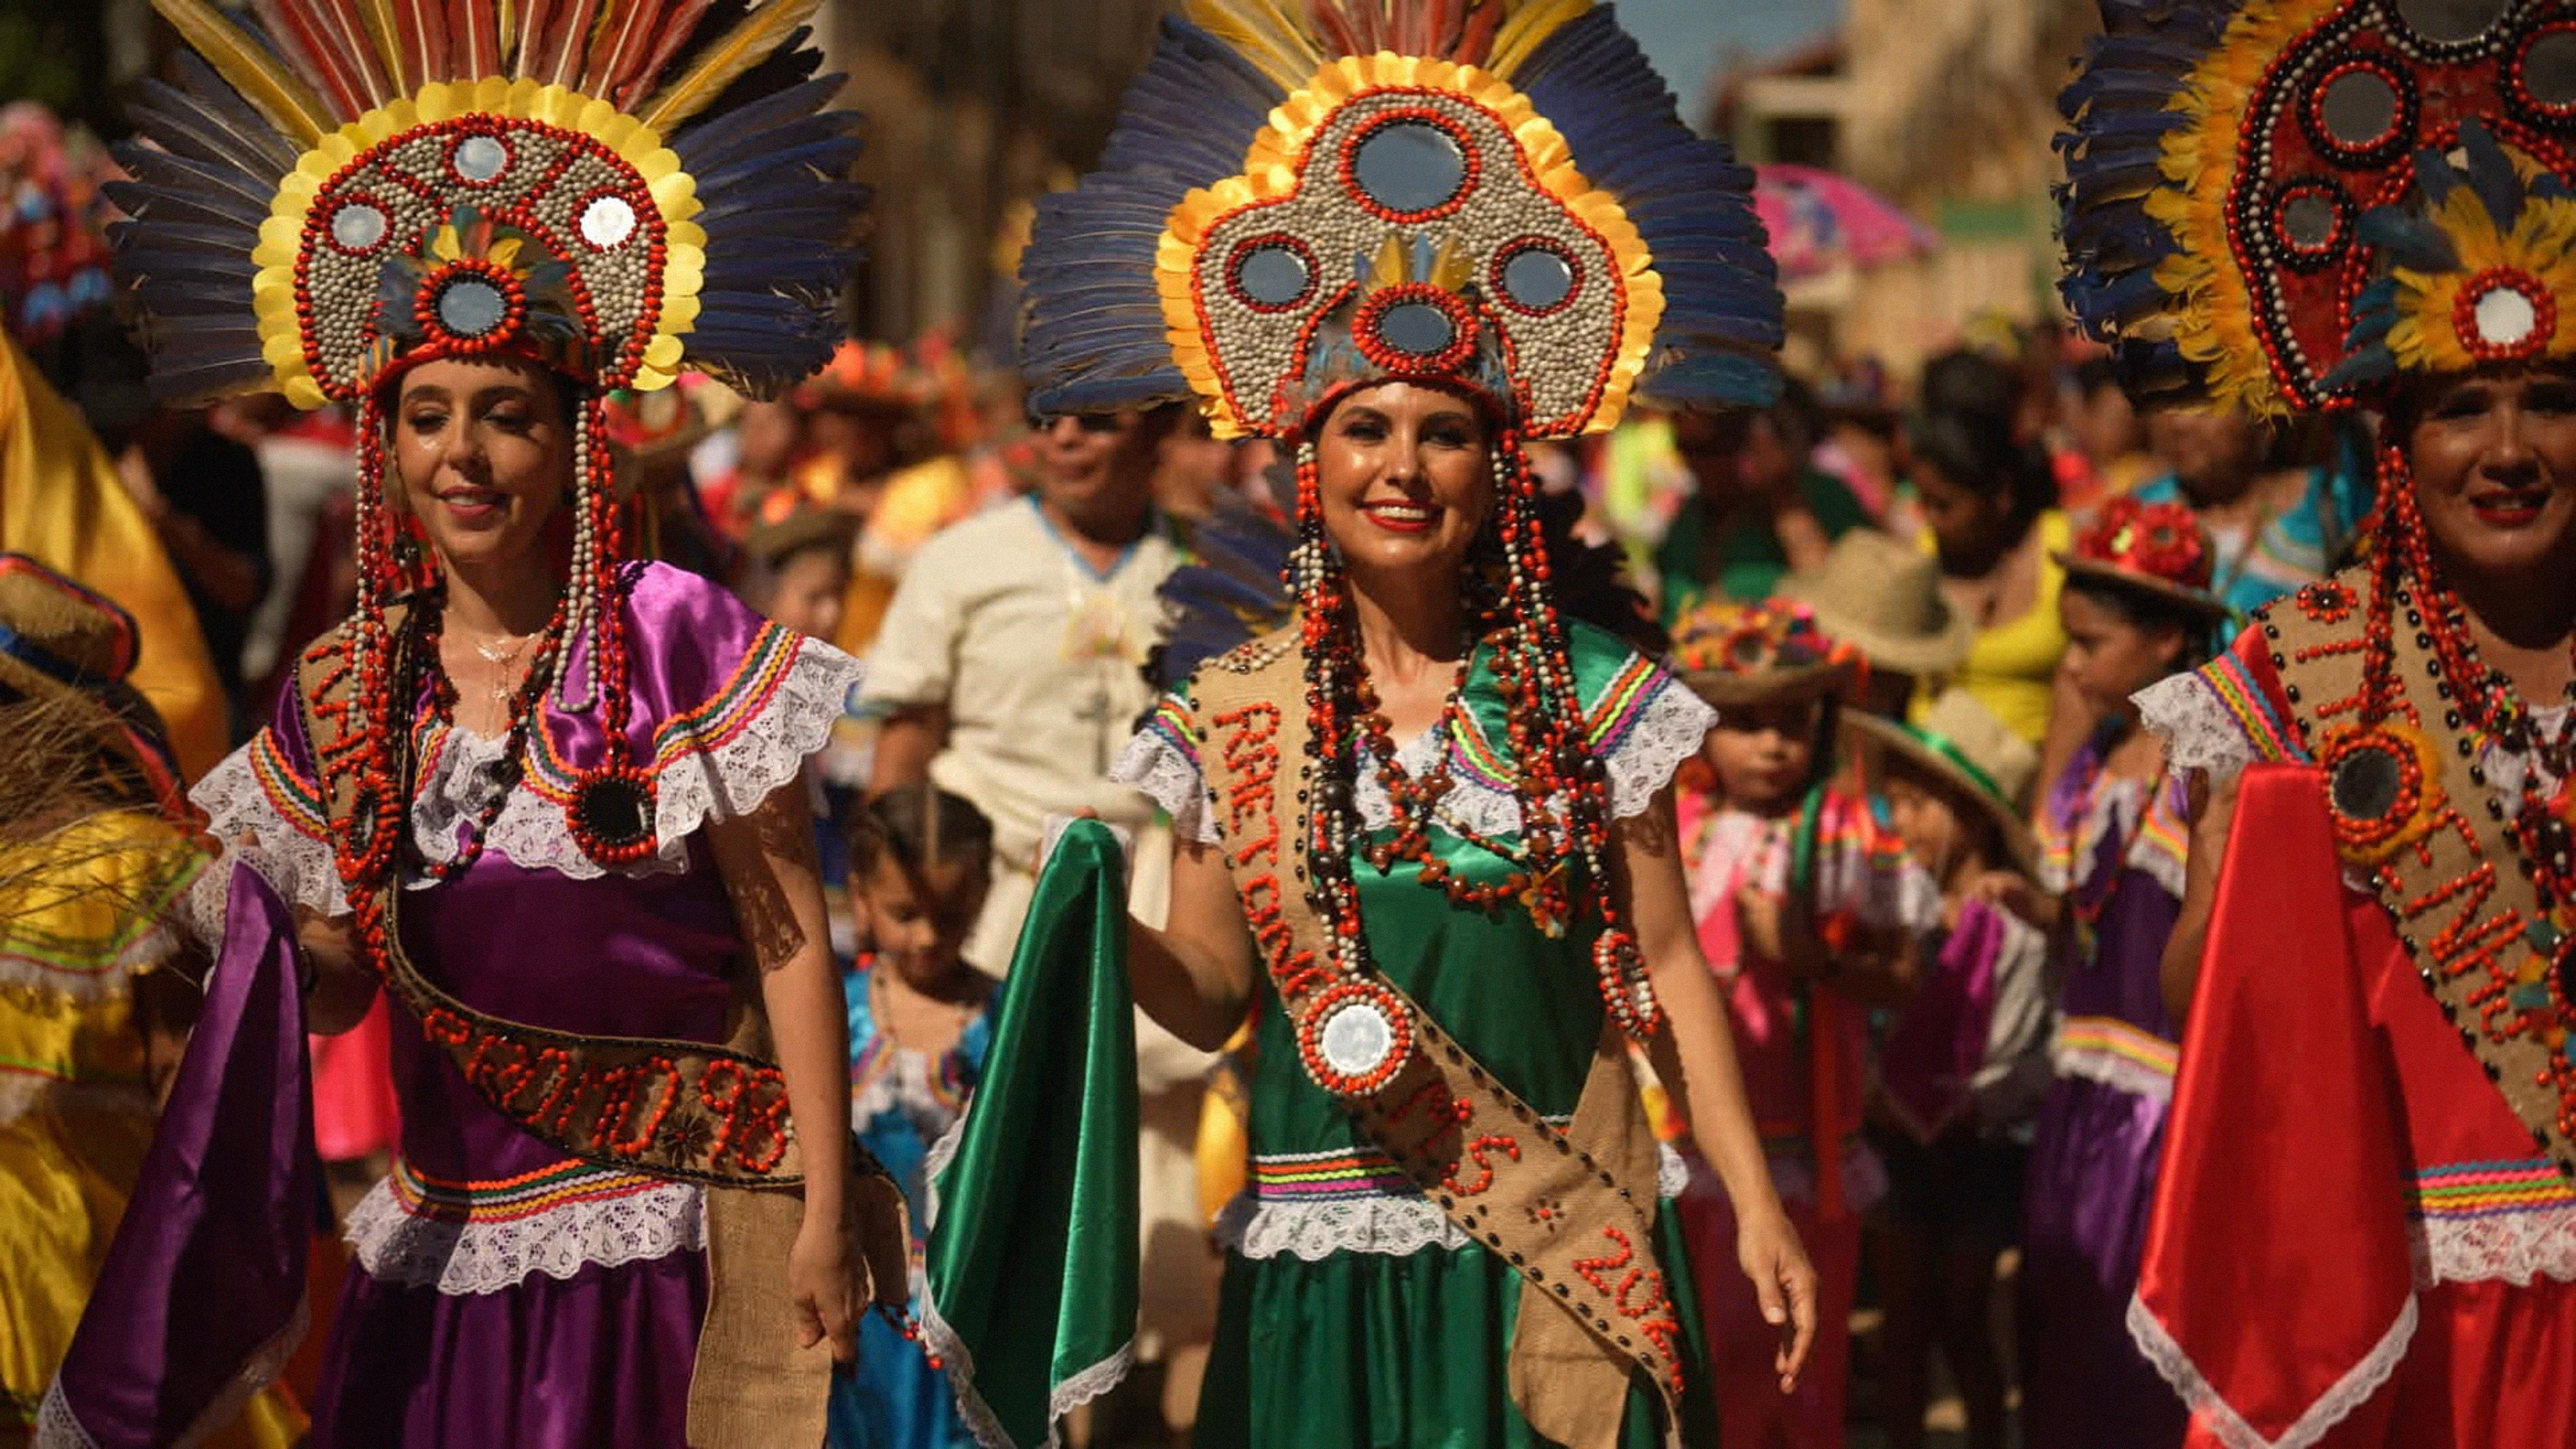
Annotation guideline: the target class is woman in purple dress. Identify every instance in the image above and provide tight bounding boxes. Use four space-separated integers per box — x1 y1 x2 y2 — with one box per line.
63 1 901 1445
2004 498 2230 1448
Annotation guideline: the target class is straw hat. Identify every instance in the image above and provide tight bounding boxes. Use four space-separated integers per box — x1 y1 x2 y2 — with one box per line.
1776 531 1975 678
0 554 185 816
1845 687 2038 874
1668 600 1856 707
2054 495 2231 622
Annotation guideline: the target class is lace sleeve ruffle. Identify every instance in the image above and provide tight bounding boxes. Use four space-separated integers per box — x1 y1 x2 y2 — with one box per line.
1595 669 1717 820
649 630 867 846
2135 672 2256 784
1109 693 1216 845
184 734 350 945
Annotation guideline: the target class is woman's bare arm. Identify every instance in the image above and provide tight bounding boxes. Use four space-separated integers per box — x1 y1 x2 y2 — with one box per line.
2159 767 2235 1026
1128 836 1256 1051
708 780 873 1360
1619 789 1819 1389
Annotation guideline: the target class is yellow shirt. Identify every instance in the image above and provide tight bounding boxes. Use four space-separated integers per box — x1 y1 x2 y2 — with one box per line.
1915 510 2071 747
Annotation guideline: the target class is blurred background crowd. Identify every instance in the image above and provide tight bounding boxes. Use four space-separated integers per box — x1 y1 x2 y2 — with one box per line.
0 1 2385 1447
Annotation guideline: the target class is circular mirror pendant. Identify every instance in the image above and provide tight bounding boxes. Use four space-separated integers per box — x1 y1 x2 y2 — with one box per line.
1375 301 1457 356
581 195 637 250
2330 742 2404 822
331 201 388 252
2528 30 2576 110
1297 979 1415 1095
1350 119 1470 217
2395 0 2506 44
569 767 658 865
1229 237 1315 311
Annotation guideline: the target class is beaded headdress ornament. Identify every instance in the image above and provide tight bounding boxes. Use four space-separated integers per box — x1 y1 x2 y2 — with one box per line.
2057 0 2576 416
111 0 864 893
1032 0 1782 1043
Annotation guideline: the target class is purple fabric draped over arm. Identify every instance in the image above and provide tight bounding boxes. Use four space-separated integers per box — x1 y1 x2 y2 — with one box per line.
43 865 315 1448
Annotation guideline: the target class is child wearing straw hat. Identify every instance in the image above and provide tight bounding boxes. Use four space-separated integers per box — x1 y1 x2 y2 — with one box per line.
1847 688 2054 1449
2007 496 2233 1449
1776 529 1976 719
1668 599 1937 1449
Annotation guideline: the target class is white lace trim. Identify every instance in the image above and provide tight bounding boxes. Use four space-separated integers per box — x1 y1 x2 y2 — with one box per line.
414 637 866 880
1112 730 1220 845
341 1171 707 1296
1218 1141 1688 1262
2126 1287 2414 1449
2135 670 2259 786
187 744 350 941
918 1275 1134 1449
32 1380 97 1449
2050 1038 2176 1106
0 1075 150 1132
2412 1201 2576 1288
1113 673 1714 847
182 637 865 942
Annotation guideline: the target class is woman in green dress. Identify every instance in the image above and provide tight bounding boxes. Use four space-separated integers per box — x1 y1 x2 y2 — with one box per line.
926 3 1814 1446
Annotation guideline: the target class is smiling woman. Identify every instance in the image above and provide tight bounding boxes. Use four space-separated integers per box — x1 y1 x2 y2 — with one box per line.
920 3 1823 1446
48 1 908 1446
2059 0 2576 1434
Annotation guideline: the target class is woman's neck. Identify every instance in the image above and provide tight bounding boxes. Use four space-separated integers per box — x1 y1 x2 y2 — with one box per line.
2444 548 2576 702
1345 561 1468 683
440 553 562 639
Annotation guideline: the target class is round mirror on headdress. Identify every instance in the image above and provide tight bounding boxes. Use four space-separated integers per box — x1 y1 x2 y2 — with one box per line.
2059 0 2576 416
1018 0 1784 439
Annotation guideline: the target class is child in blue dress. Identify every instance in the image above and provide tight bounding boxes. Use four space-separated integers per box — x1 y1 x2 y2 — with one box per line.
831 785 997 1449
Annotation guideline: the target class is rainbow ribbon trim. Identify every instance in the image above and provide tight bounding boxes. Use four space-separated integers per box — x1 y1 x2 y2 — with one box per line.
388 1155 671 1225
2412 1159 2576 1222
2054 1015 2179 1080
1250 1146 1421 1201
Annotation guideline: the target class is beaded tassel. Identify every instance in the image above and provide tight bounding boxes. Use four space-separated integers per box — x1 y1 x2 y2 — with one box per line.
562 392 661 867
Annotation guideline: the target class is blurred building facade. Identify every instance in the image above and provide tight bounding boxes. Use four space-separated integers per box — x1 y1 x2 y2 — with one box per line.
1714 0 2100 378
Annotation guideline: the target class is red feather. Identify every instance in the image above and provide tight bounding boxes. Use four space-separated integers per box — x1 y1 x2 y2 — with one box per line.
385 0 447 90
252 0 390 117
506 0 555 76
448 0 500 78
535 0 601 87
580 0 663 105
619 0 718 107
1454 0 1504 66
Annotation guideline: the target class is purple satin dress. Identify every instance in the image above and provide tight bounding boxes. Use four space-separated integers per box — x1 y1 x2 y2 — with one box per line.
2017 739 2190 1449
185 561 865 1449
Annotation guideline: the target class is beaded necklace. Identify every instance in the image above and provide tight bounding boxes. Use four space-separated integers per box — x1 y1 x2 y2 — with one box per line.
1288 433 1660 1038
407 583 568 883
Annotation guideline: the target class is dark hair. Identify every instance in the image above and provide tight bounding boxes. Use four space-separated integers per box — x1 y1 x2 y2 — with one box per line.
2072 356 2127 401
841 784 996 883
1469 484 1670 655
1880 749 2011 869
1909 402 2055 534
1758 376 1822 456
2062 573 2214 671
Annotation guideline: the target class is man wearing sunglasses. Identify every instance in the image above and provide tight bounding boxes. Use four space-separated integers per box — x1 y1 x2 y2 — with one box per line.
857 404 1185 970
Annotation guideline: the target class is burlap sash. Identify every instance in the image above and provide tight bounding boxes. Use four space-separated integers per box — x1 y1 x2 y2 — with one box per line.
293 623 862 1447
2266 568 2576 1174
1191 630 1684 1449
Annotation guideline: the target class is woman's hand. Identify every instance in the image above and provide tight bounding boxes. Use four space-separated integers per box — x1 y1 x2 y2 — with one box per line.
789 1212 863 1361
1735 1202 1819 1393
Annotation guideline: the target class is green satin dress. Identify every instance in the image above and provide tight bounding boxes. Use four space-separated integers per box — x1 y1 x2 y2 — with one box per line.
1151 623 1723 1448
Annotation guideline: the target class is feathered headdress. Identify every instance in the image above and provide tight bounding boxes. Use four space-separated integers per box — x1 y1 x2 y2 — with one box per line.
1019 0 1783 437
111 0 865 407
2057 0 2576 415
108 0 869 898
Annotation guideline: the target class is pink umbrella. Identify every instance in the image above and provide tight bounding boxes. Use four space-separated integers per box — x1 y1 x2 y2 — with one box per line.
1754 164 1938 282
